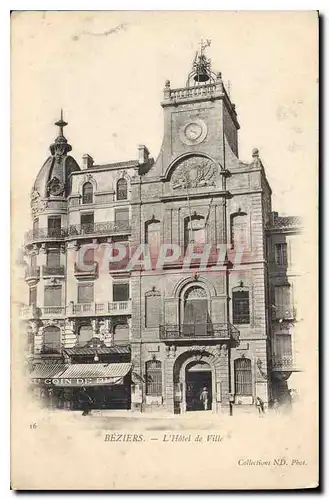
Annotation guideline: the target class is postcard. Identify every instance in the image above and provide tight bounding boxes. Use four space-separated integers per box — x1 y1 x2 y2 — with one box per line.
11 10 318 490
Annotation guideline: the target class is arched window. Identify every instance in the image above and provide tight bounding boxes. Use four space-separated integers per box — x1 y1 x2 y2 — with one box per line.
230 212 248 249
183 286 210 336
145 360 162 396
78 324 93 346
82 182 93 204
43 326 61 354
113 323 129 345
117 178 128 200
234 358 252 395
232 288 250 324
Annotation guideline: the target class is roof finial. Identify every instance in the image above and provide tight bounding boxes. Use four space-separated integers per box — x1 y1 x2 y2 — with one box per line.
55 109 68 137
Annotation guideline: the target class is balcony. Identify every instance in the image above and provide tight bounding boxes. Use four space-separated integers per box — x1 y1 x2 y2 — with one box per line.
272 355 299 372
68 221 131 239
67 300 132 317
272 308 297 322
24 228 66 245
40 306 66 317
42 265 65 277
159 323 240 342
74 262 98 279
24 266 40 284
20 304 38 320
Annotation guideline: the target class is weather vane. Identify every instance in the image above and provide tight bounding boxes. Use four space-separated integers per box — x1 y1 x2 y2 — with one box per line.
199 37 211 56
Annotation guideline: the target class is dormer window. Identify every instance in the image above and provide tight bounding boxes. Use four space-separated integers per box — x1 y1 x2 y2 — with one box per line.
117 178 128 201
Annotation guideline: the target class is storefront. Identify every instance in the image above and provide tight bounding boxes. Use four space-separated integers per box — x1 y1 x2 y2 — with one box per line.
30 362 132 410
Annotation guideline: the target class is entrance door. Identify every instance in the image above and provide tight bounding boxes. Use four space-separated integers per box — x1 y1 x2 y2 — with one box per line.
185 362 212 411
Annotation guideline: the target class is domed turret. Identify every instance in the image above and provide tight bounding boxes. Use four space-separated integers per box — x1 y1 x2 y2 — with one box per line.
32 110 80 201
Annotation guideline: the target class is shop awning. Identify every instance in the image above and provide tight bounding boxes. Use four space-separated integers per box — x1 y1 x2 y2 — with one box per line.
56 363 132 386
29 363 131 387
30 364 69 379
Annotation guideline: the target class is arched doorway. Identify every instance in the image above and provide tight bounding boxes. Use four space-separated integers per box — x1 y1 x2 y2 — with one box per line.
185 360 212 412
173 351 218 414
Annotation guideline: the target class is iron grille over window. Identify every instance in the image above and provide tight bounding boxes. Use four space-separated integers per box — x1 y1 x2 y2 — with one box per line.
82 182 93 204
117 178 128 200
233 290 250 324
146 360 162 396
234 358 252 395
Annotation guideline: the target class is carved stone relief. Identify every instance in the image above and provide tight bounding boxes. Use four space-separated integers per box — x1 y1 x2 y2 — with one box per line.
171 157 218 190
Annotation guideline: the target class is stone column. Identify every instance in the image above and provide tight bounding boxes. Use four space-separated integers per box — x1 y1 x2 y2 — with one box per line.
164 345 177 413
63 318 76 348
217 344 230 414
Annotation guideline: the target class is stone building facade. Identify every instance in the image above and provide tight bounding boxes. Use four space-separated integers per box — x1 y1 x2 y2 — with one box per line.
21 47 302 414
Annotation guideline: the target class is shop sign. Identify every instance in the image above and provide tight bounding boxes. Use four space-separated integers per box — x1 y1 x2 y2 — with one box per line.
30 377 122 387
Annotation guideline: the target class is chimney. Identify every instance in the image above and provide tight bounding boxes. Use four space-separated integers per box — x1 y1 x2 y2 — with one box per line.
138 145 150 165
82 154 94 170
270 211 279 225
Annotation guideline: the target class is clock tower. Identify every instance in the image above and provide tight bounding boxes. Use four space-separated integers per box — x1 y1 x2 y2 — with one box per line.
152 40 240 178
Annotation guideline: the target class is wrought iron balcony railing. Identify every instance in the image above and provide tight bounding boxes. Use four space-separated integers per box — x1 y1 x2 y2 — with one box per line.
159 323 239 342
24 266 40 281
68 221 131 238
24 228 67 244
272 355 297 371
42 265 65 276
20 304 38 320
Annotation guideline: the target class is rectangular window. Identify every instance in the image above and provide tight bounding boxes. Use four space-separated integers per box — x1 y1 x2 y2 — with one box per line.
274 285 293 319
46 248 60 267
115 208 129 229
113 283 129 302
78 283 94 304
146 361 162 396
44 285 62 306
275 243 287 266
47 216 61 237
275 334 293 358
233 291 250 324
81 213 94 234
29 287 37 306
145 293 161 328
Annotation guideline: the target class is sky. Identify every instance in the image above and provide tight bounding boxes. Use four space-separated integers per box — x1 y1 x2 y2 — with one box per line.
11 11 318 249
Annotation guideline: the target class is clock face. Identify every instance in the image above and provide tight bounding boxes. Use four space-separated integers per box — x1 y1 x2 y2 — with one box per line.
185 122 203 141
179 119 207 145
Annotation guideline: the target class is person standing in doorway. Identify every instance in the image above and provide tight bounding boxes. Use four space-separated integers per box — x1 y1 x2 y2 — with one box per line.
200 386 209 411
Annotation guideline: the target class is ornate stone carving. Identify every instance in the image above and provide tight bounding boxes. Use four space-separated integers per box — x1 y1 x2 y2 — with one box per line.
145 286 161 297
30 189 48 217
165 345 177 359
98 319 112 340
29 320 40 335
43 319 59 328
46 176 65 197
171 157 217 190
